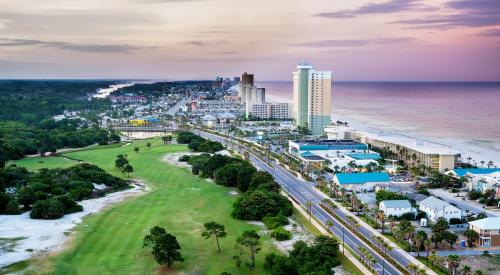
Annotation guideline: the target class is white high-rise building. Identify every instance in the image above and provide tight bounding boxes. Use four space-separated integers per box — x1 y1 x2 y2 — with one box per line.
292 63 332 135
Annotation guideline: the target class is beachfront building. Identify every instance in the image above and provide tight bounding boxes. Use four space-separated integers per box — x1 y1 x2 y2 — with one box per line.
468 217 500 247
332 172 390 192
202 114 216 128
292 63 332 135
352 131 460 172
379 200 416 218
418 196 462 223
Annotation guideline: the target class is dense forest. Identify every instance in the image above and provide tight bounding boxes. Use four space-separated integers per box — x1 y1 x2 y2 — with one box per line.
0 163 129 219
0 80 113 122
0 80 121 166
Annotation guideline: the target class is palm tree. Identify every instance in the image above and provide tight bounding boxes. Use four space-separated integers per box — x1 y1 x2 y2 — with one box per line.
325 220 334 233
428 250 438 267
388 216 396 235
377 210 386 233
447 254 460 275
414 230 427 257
305 201 312 222
408 263 417 275
424 240 432 265
487 161 494 168
466 156 472 164
480 160 485 167
462 265 471 275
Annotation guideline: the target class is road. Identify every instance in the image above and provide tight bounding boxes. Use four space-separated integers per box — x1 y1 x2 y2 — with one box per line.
195 130 411 275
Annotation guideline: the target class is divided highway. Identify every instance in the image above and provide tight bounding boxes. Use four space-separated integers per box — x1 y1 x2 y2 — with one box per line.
194 130 422 275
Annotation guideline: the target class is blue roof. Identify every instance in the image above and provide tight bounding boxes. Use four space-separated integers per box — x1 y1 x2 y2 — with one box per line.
300 151 316 157
335 172 390 185
452 168 500 177
346 153 381 160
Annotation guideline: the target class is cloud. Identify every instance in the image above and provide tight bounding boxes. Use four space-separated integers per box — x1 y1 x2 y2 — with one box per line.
480 29 500 36
313 0 423 19
292 37 414 48
0 38 145 53
392 0 500 29
181 40 205 46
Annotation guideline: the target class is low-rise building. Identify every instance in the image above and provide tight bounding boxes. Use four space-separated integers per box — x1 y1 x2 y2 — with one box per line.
418 196 462 223
332 172 390 192
379 200 415 217
446 168 500 178
468 217 500 247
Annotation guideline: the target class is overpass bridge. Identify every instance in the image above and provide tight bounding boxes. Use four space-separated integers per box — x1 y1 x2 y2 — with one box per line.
111 125 176 139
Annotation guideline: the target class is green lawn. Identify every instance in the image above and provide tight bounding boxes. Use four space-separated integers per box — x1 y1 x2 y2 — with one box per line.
11 156 77 171
19 139 277 274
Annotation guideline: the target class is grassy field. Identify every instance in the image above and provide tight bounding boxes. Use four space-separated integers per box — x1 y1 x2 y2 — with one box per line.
16 139 277 274
10 156 77 171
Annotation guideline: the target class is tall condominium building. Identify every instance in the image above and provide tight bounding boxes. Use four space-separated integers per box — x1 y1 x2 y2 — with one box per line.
292 63 332 135
241 72 254 86
244 86 265 117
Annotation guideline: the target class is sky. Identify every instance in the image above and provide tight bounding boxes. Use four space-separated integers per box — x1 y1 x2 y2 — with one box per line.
0 0 500 81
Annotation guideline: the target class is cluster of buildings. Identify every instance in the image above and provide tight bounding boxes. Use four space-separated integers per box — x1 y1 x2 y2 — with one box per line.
238 72 292 120
447 168 500 198
109 94 147 104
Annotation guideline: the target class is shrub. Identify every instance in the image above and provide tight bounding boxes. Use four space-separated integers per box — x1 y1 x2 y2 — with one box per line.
179 155 191 162
5 198 21 214
400 212 416 221
232 190 293 220
449 218 462 225
69 187 93 201
56 195 83 214
30 198 65 219
468 190 482 200
263 214 289 230
270 227 292 241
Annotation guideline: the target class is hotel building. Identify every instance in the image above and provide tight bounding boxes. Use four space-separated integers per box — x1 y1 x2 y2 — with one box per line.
292 63 332 135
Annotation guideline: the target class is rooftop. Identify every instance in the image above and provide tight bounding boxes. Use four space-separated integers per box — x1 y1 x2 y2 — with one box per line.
359 130 459 155
380 200 412 209
468 217 500 230
292 139 368 151
419 196 456 210
346 153 381 160
335 172 390 185
451 168 500 177
300 151 326 161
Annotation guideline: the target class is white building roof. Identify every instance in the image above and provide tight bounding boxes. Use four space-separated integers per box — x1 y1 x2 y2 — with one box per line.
419 196 455 211
380 200 412 209
469 217 500 230
202 114 216 121
217 112 236 119
359 130 459 155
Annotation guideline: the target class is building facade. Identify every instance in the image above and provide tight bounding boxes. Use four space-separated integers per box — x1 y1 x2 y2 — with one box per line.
418 196 462 223
292 63 332 135
468 217 500 247
379 200 415 217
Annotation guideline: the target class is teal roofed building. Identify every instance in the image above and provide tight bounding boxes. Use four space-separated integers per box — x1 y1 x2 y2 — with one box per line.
333 172 390 192
346 153 381 160
447 168 500 178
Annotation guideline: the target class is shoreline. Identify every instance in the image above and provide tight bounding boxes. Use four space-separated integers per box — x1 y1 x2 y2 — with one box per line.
333 113 500 166
0 182 149 268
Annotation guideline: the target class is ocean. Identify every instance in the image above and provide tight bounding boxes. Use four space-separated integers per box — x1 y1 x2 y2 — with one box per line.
257 81 500 166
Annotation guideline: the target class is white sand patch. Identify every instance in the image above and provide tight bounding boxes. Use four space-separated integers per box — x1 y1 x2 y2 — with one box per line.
92 183 107 190
161 152 203 169
228 190 239 196
216 150 231 156
247 217 314 253
0 181 149 268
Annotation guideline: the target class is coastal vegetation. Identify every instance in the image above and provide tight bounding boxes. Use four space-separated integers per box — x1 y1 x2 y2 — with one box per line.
0 163 128 218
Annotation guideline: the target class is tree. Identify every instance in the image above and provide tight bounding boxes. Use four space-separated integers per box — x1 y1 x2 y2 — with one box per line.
377 210 386 233
236 230 261 270
162 135 172 144
428 250 438 267
414 230 428 257
424 240 432 266
115 154 128 170
143 226 184 268
463 229 478 247
432 217 449 234
462 265 471 275
442 231 458 248
123 164 133 177
446 254 460 275
202 221 227 253
134 146 139 153
146 142 151 150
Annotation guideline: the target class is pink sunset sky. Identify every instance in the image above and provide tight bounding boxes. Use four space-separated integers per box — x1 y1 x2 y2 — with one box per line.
0 0 499 81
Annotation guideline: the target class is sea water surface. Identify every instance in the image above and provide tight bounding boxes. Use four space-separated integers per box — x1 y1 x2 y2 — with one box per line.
258 81 500 165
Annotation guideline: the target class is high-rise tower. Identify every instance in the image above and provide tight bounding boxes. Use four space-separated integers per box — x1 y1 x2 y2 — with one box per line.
292 63 332 135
